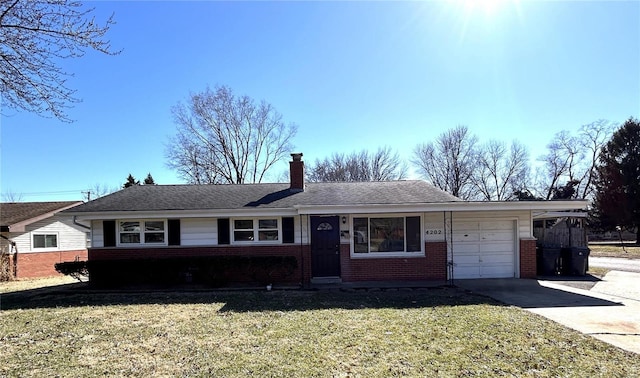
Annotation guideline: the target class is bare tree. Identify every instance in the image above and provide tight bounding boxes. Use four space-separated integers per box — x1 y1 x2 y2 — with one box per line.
86 183 118 200
166 85 298 184
307 147 407 182
575 120 616 199
535 130 582 200
534 121 614 200
472 140 529 201
412 125 478 199
0 0 119 122
1 191 24 202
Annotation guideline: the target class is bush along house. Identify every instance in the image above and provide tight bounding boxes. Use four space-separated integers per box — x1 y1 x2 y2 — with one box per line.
63 153 588 288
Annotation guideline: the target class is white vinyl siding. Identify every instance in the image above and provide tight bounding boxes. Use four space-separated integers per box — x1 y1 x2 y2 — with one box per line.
91 220 104 247
10 215 88 254
181 218 217 246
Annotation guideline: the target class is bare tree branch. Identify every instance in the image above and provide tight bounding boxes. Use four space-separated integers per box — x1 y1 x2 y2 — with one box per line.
412 125 478 200
166 85 298 184
0 0 120 122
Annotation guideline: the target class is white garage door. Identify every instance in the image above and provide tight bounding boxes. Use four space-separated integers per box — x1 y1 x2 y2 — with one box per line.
451 220 516 279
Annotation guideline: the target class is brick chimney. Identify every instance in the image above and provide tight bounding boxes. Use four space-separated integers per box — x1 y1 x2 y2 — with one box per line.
290 153 304 191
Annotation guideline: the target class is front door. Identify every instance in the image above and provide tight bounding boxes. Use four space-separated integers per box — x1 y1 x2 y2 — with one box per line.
310 216 341 277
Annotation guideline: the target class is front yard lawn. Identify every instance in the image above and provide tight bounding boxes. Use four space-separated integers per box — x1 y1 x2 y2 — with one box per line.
589 243 640 259
1 284 638 377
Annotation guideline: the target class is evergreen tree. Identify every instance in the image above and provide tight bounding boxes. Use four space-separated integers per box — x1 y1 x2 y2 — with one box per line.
144 173 156 185
123 174 140 188
591 118 640 243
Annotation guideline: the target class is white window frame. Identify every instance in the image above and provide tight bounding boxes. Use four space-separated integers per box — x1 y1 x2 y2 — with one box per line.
32 232 59 251
116 219 168 247
350 213 424 258
231 217 281 244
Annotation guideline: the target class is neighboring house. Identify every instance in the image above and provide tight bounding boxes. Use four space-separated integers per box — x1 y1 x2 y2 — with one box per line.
1 201 89 279
64 154 587 286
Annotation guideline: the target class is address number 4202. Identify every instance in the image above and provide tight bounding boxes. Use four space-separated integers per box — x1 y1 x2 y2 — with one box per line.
426 229 443 235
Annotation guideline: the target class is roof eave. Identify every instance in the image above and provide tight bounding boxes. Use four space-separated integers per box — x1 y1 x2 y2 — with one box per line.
66 207 299 220
4 201 83 232
294 200 589 214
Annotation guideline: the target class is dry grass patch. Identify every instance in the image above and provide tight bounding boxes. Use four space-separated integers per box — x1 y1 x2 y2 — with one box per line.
1 288 639 377
0 276 77 294
588 244 640 259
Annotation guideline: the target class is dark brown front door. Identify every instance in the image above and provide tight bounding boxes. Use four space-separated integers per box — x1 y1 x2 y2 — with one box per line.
310 216 341 277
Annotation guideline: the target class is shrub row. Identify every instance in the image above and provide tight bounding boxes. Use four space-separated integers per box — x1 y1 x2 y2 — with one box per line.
57 256 298 288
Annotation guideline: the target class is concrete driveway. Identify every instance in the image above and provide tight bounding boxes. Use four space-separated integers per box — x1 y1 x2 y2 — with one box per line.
456 271 640 354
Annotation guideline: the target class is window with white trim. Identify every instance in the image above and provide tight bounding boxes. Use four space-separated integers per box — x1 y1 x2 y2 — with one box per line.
118 220 166 245
33 233 58 249
353 215 421 254
233 218 280 242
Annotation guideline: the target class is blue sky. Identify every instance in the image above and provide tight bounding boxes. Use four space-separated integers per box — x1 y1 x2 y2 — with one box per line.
1 0 639 202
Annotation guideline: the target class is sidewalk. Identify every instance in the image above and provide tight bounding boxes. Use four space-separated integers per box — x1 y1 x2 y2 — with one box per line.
457 271 640 354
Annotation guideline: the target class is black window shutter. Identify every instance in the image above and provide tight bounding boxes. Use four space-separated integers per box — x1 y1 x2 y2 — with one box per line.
282 217 295 244
168 219 181 246
218 218 230 245
103 220 116 247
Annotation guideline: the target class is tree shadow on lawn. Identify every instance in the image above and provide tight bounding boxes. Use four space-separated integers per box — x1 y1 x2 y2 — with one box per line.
0 278 624 312
1 282 498 312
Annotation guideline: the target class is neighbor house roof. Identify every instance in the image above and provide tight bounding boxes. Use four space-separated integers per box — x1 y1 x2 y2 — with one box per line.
0 201 83 232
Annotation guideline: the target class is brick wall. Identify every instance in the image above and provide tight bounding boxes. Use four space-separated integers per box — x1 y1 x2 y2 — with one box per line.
16 249 88 279
340 241 447 282
90 245 311 285
519 238 537 278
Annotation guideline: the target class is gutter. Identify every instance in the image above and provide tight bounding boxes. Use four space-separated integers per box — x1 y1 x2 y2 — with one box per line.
73 216 91 230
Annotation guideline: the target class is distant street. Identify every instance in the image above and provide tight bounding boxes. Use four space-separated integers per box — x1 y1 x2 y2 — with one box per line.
590 257 640 273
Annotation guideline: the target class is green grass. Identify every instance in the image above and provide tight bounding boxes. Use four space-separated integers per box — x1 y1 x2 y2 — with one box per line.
588 243 640 259
1 284 639 377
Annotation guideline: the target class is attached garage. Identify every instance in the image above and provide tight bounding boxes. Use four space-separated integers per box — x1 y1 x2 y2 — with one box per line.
451 219 517 279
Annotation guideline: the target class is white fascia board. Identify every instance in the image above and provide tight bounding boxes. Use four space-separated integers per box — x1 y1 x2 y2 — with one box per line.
294 200 589 215
66 208 298 221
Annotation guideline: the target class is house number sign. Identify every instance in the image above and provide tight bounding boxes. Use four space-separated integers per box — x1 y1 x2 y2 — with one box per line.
424 228 445 241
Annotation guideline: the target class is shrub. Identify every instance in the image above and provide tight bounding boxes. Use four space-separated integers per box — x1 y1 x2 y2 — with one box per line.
54 260 88 282
87 256 299 288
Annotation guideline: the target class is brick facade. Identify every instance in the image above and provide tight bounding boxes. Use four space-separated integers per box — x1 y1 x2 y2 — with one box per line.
15 249 88 279
519 238 537 278
340 241 447 282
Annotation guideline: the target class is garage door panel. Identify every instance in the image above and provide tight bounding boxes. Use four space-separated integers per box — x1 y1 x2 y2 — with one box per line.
481 253 513 263
481 265 514 278
481 231 514 242
454 244 480 254
453 233 480 242
452 219 516 279
480 243 514 253
455 255 480 264
454 266 481 279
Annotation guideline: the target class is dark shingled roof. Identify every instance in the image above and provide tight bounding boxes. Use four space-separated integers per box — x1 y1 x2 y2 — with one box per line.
65 181 461 213
1 201 82 227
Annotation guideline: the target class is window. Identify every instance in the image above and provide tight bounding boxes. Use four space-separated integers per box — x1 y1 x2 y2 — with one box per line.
33 233 58 249
233 218 280 243
118 220 166 245
353 215 421 255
